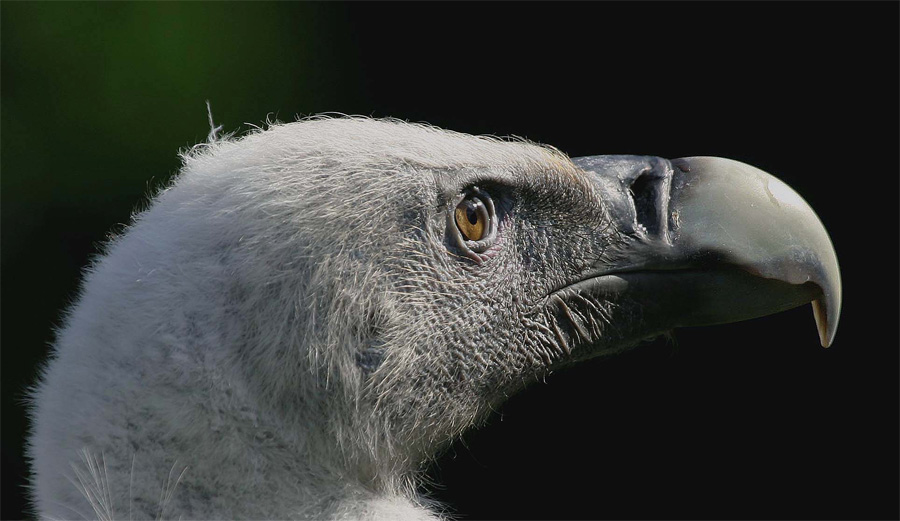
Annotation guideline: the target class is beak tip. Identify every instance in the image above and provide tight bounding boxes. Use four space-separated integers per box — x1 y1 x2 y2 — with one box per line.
813 299 839 348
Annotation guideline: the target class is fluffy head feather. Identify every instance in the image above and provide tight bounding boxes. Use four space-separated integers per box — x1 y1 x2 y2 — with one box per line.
30 117 628 519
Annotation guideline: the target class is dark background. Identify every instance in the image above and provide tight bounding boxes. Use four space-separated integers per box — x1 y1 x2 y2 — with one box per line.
2 2 897 520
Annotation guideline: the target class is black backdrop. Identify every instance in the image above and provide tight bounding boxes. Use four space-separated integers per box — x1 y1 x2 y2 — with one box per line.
2 2 897 520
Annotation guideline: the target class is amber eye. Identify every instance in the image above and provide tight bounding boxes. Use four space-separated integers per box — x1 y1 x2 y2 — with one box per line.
455 196 489 241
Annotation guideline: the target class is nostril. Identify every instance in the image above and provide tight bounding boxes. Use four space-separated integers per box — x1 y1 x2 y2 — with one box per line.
629 171 660 236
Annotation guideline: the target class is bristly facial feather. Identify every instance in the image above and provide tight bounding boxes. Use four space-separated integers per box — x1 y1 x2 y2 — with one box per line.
28 117 649 520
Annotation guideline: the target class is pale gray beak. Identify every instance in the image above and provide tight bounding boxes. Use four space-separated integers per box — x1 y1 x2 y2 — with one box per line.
573 155 842 347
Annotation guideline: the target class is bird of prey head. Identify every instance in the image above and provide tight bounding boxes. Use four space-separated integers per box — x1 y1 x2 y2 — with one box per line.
28 117 841 520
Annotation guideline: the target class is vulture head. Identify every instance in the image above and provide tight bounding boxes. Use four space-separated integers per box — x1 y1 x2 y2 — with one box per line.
28 117 841 520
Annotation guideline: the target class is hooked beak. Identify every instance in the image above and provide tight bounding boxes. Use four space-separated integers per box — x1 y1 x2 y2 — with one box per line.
572 155 841 347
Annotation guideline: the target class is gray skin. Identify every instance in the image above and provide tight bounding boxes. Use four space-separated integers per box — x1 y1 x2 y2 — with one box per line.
28 119 840 520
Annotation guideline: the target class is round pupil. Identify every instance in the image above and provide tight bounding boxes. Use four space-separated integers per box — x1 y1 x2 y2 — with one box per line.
466 205 479 225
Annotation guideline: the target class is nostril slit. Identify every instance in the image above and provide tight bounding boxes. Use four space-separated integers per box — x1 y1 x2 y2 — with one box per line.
629 172 660 236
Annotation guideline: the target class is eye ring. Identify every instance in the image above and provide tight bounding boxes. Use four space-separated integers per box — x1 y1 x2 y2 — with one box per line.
449 187 497 261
